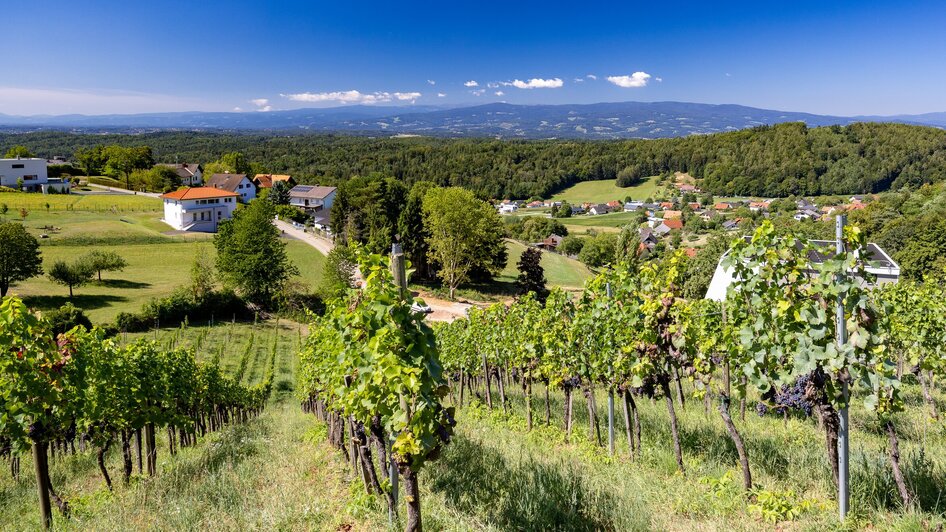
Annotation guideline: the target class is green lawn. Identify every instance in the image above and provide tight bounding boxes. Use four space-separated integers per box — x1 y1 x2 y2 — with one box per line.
500 240 593 288
550 176 663 204
6 206 327 324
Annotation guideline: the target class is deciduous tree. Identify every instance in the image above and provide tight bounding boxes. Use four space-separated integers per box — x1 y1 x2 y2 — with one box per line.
0 222 43 296
214 199 298 306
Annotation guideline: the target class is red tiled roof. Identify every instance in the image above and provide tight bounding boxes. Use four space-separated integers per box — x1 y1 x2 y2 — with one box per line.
161 187 238 200
662 219 684 230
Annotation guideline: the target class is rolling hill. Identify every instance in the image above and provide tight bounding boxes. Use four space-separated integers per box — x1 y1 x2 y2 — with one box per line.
1 101 943 139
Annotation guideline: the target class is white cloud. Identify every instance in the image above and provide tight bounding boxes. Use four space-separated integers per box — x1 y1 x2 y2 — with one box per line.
437 92 446 97
586 74 597 80
464 80 479 87
250 98 269 107
606 72 652 88
508 78 564 89
573 78 585 83
486 82 499 89
495 91 504 96
233 106 243 112
471 89 485 96
656 77 663 82
281 90 421 105
427 79 436 85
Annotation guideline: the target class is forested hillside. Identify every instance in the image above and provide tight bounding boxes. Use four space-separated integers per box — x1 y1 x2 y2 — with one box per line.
4 121 946 198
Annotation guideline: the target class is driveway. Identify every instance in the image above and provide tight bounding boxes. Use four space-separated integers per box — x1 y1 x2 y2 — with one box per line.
274 218 472 321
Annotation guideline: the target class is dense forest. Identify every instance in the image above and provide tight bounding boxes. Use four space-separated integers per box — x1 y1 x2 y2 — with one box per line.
3 121 946 198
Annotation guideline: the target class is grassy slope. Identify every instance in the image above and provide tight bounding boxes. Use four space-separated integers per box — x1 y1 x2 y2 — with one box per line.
7 207 326 324
415 384 945 531
500 240 592 288
551 176 663 204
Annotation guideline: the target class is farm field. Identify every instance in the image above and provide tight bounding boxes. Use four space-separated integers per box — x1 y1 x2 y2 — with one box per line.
0 190 162 212
551 176 663 204
553 211 647 234
4 202 327 324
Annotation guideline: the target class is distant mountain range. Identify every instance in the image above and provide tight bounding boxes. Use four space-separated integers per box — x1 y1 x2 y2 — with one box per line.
1 101 944 139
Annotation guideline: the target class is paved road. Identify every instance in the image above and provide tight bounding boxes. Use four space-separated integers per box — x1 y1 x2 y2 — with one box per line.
86 183 163 198
274 218 334 255
273 218 472 321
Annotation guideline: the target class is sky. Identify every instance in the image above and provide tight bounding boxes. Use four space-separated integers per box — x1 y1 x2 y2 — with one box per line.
2 0 945 116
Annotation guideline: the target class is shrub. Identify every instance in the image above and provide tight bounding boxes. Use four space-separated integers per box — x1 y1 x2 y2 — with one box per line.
44 303 93 336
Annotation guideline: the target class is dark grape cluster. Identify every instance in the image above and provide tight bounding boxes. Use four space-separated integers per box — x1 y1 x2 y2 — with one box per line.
755 373 814 418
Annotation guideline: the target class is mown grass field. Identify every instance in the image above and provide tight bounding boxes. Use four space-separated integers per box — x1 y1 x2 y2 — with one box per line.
551 176 663 204
499 240 593 288
5 202 326 324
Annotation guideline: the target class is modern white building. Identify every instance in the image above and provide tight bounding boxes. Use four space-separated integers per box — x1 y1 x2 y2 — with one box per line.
289 185 336 213
160 187 239 232
0 158 47 191
206 173 257 202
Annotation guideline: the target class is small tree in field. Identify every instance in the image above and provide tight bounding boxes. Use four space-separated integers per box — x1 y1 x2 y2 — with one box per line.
0 222 43 296
517 246 548 302
82 250 128 281
48 259 94 298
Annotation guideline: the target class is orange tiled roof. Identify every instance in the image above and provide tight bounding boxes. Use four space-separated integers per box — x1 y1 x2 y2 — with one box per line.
161 187 238 200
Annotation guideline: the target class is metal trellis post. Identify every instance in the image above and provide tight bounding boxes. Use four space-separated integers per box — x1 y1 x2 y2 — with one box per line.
836 214 850 521
606 282 615 456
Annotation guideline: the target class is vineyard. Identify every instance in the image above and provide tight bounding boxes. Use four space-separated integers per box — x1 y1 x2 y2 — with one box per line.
2 220 946 530
295 221 945 530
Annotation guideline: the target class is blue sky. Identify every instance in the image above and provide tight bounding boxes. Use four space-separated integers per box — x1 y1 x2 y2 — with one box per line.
2 0 945 116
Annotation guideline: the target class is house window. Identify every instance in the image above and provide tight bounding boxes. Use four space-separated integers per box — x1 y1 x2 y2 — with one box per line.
12 164 24 169
23 175 37 181
193 213 197 222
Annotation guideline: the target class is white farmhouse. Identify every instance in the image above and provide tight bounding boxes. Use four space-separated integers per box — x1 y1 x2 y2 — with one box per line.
159 163 204 186
206 173 257 202
289 185 336 213
160 187 239 232
0 158 47 192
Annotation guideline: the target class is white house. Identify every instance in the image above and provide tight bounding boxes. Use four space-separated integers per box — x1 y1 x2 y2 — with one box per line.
705 238 900 301
206 173 257 202
289 185 336 213
498 203 519 214
159 163 203 186
160 187 239 232
0 158 47 192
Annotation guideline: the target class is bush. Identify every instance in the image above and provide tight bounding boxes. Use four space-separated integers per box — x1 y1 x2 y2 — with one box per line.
274 204 308 224
44 303 93 336
115 288 250 332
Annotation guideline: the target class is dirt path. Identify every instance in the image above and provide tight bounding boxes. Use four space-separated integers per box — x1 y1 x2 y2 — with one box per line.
274 218 472 321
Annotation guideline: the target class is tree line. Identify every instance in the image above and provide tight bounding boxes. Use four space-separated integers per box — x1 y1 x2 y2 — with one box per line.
4 121 946 198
